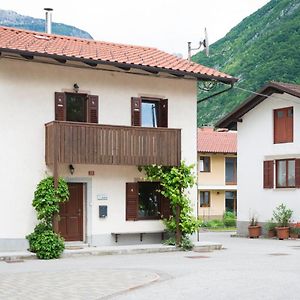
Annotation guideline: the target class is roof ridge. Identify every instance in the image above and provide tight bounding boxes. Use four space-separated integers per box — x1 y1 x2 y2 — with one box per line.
0 25 156 51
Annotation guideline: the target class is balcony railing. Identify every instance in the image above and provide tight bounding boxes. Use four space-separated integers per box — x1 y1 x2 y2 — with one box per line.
45 121 181 168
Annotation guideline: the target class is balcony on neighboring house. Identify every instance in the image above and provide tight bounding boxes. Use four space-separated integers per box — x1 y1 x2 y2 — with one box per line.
45 121 181 171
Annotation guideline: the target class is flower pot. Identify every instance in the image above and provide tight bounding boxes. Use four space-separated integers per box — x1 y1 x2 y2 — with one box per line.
268 229 276 238
276 227 289 240
290 232 299 239
248 225 261 238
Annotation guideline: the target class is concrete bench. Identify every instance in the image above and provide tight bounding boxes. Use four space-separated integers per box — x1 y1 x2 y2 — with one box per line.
111 230 166 243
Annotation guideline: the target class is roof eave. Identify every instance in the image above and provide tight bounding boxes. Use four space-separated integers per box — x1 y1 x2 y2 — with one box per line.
0 48 237 84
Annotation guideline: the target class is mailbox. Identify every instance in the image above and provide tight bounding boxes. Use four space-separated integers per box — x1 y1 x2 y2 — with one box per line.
99 205 107 218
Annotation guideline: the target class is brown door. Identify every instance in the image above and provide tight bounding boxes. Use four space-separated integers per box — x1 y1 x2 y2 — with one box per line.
58 183 83 241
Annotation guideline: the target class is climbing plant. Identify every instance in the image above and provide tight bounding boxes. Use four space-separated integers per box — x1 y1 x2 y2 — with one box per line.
26 176 69 259
141 161 200 248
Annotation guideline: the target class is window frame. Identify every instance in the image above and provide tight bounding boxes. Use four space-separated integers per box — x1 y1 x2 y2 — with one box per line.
276 159 296 188
137 181 161 220
199 156 211 173
225 157 237 185
141 98 160 128
274 106 293 144
200 191 211 208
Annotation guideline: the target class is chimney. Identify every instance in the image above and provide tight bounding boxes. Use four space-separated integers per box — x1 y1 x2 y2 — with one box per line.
44 8 53 34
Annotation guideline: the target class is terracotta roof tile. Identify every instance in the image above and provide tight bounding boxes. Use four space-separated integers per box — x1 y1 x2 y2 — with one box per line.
0 26 237 83
198 127 237 153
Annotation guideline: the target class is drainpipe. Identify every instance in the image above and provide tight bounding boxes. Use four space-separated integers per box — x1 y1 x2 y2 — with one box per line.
44 8 53 34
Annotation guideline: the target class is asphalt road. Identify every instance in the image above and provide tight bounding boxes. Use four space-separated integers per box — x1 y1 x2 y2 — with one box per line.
1 232 300 300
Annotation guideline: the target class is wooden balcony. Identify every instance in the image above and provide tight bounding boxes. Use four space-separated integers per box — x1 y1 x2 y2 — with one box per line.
45 121 181 168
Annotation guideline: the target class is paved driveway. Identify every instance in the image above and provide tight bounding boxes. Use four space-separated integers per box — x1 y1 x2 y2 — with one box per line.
1 232 300 300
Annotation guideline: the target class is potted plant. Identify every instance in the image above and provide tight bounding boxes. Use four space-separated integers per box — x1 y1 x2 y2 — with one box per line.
265 219 277 238
248 215 261 238
272 204 293 240
289 226 300 239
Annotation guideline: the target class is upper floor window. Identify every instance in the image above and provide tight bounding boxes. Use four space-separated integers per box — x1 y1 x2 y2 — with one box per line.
274 107 293 144
55 92 98 123
131 97 168 128
276 159 295 188
226 157 237 185
199 156 210 172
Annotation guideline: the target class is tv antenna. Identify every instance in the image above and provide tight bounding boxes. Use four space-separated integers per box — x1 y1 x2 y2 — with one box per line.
187 28 209 61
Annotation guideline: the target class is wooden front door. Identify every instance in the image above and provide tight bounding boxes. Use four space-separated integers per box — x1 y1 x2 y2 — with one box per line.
58 183 83 241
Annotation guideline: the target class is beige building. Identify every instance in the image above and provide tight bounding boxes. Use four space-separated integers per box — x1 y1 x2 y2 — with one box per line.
197 127 237 220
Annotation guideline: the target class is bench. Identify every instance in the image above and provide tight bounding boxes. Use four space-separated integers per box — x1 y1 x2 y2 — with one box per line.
111 230 166 243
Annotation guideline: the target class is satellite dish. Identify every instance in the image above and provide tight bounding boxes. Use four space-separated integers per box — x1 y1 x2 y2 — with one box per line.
203 28 209 57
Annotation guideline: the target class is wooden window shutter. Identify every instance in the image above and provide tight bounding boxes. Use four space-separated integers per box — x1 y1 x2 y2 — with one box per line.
87 95 99 123
159 99 168 127
55 92 66 121
126 183 139 221
295 159 300 188
131 97 142 126
160 195 172 219
263 160 274 189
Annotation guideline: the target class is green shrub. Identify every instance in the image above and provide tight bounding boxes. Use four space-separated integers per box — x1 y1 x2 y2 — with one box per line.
179 236 194 251
265 219 277 231
272 204 293 227
200 219 224 228
223 211 236 227
163 237 176 246
26 223 52 253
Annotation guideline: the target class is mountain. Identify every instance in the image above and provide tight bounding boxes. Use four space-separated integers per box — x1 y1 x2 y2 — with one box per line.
0 9 93 39
193 0 300 126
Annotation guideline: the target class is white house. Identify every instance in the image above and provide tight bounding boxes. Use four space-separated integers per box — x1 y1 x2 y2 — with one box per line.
217 82 300 235
0 26 236 251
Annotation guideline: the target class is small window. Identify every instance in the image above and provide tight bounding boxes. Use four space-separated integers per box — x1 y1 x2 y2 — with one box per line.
226 157 237 185
66 93 87 122
200 156 210 172
274 107 293 144
200 191 210 207
138 182 161 219
141 100 159 127
276 159 295 188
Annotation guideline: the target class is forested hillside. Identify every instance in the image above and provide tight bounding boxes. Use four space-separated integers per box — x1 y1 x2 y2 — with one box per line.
193 0 300 126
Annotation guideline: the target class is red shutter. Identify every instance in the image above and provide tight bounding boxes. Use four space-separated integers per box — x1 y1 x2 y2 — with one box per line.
286 107 293 143
55 92 66 121
295 159 300 188
160 195 172 219
131 97 141 126
87 95 99 123
159 99 168 128
263 160 274 189
126 183 138 221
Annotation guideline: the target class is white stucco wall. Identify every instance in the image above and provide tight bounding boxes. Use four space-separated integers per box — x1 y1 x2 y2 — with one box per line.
237 92 300 224
0 58 197 247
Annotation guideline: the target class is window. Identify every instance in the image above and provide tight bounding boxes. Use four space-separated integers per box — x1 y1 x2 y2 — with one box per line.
55 92 98 123
225 191 237 214
200 156 210 172
200 191 210 207
131 97 168 127
138 182 160 219
276 159 295 188
126 182 171 220
226 157 237 185
274 107 293 144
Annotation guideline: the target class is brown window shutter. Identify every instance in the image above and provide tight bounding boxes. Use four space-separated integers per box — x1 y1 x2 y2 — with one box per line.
160 195 172 219
126 183 139 220
263 160 274 189
295 159 300 188
55 92 66 121
131 97 141 126
87 95 99 123
159 99 168 127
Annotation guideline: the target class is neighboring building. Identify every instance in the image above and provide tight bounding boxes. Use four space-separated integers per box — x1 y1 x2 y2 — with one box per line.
197 127 237 220
217 82 300 235
0 26 236 251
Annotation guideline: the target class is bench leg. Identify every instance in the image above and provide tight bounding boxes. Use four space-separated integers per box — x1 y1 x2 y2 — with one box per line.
140 233 143 242
115 234 119 243
161 232 164 240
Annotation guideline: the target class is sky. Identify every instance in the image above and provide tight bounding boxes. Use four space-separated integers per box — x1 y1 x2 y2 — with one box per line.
1 0 270 57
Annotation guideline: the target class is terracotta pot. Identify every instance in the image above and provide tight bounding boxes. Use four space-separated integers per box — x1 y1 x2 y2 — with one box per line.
276 227 290 240
248 225 261 238
268 229 276 238
290 232 299 239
